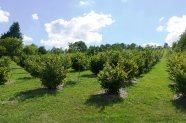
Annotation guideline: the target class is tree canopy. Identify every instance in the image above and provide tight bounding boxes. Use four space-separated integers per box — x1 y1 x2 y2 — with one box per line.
68 41 87 52
0 38 23 57
0 22 23 39
175 31 186 52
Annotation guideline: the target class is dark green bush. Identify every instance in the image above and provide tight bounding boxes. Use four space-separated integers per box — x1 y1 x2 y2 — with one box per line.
0 57 10 85
98 63 127 94
0 67 9 85
108 51 122 67
71 52 88 71
41 56 67 89
90 53 107 75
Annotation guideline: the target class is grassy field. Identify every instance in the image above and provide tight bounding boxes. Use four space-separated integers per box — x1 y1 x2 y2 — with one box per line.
0 58 186 123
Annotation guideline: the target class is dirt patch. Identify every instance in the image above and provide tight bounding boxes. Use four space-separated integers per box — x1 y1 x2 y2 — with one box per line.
0 100 17 105
96 89 128 99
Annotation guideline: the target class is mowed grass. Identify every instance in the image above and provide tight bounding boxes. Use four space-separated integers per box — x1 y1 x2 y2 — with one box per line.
1 58 186 123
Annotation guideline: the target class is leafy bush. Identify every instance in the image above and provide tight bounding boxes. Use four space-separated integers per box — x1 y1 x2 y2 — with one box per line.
24 56 44 77
119 58 138 80
0 56 11 68
108 51 122 66
71 52 89 71
90 53 107 75
167 51 186 95
98 63 127 94
59 54 72 69
0 57 10 85
41 56 67 89
0 67 9 85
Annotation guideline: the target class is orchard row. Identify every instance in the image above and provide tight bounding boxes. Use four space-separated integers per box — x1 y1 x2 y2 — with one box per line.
167 51 186 96
9 48 164 93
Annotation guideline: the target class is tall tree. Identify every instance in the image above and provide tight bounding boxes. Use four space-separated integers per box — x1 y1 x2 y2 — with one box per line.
1 22 23 39
38 46 47 54
175 31 186 51
163 43 169 48
128 43 137 49
51 47 63 54
68 41 87 52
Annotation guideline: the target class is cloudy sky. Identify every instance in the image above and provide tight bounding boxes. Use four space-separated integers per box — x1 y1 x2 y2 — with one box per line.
0 0 186 48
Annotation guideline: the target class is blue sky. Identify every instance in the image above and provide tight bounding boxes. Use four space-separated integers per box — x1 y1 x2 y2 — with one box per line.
0 0 186 49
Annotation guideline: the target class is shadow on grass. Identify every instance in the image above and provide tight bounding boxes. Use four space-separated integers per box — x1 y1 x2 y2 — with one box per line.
172 95 186 113
80 73 96 78
18 77 33 80
11 67 22 70
14 72 28 75
85 92 123 112
9 88 57 101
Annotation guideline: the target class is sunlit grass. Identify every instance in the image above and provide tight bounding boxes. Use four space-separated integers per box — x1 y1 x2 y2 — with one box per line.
0 59 186 123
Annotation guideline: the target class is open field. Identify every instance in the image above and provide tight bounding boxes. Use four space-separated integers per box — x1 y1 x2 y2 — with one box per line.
0 58 186 123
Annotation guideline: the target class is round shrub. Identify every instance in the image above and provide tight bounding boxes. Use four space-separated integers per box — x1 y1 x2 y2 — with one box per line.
41 56 67 89
90 53 107 75
71 52 88 71
98 63 127 94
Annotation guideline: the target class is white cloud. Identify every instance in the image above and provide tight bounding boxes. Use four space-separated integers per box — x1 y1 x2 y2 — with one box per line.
32 13 39 20
23 35 33 44
41 10 113 49
159 17 164 22
79 0 94 6
142 42 160 47
156 25 164 32
165 15 186 46
0 8 10 23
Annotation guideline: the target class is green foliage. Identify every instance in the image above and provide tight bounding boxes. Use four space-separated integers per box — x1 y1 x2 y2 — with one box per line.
23 44 38 55
0 56 11 68
90 52 107 75
51 47 63 54
87 46 100 55
98 63 127 94
127 43 136 49
0 46 6 57
38 46 47 54
0 67 9 85
17 54 71 79
108 51 122 66
0 22 22 39
23 56 44 77
174 31 186 52
41 56 67 89
167 51 186 95
68 41 87 53
119 57 138 80
0 57 10 85
71 52 89 71
0 38 23 57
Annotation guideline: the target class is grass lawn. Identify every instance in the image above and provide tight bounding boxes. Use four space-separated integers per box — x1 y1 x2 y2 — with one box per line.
1 58 186 123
